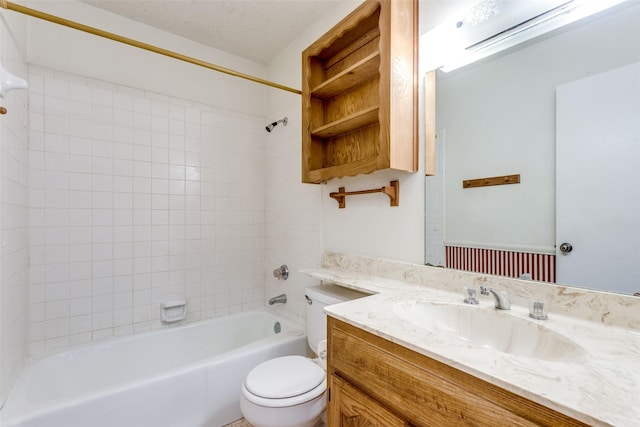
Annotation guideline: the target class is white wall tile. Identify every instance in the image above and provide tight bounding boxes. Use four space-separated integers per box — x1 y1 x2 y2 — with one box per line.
92 261 113 278
45 318 69 339
92 328 113 342
69 297 92 317
69 172 92 190
69 332 92 346
28 67 267 355
69 315 92 335
69 262 92 281
69 137 92 156
113 142 133 159
45 300 69 320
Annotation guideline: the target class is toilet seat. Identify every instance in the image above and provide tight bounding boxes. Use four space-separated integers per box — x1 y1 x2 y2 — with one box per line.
243 356 326 408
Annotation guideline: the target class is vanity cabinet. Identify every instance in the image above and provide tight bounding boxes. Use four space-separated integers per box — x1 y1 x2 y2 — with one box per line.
301 0 418 183
327 317 588 427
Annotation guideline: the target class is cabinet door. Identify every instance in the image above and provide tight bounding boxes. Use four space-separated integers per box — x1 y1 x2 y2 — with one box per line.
328 375 409 427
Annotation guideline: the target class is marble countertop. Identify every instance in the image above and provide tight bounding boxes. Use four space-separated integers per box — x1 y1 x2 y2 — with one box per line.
304 267 640 427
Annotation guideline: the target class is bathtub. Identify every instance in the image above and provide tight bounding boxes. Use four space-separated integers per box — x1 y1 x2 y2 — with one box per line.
1 310 307 427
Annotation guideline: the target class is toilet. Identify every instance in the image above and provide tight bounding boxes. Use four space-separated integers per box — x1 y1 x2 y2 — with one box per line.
240 284 365 427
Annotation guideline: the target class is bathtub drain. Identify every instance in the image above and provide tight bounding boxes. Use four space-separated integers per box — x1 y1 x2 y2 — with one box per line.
274 322 281 334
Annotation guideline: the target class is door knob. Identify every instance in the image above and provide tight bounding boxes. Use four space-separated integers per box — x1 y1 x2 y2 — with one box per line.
559 242 573 254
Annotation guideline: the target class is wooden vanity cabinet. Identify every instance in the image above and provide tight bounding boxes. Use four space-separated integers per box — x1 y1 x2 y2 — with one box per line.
327 317 588 427
301 0 418 183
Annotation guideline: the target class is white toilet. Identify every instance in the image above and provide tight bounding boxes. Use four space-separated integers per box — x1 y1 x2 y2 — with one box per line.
240 284 365 427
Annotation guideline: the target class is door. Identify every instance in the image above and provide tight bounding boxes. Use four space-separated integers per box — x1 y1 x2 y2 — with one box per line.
556 61 640 294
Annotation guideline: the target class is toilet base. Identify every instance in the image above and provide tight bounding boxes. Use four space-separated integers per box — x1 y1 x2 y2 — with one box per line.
240 392 325 427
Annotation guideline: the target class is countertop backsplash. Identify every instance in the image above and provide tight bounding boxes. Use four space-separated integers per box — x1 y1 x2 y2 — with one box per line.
319 251 640 331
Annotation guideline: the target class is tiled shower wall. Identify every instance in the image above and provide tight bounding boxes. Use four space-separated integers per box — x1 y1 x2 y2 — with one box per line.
0 91 29 403
263 103 322 326
0 14 29 404
28 66 266 356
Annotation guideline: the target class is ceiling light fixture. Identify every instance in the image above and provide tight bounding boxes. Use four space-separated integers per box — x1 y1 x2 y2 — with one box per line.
462 0 503 26
440 0 629 73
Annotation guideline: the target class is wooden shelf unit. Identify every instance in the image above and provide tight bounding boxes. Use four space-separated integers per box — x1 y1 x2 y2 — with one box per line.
302 0 418 184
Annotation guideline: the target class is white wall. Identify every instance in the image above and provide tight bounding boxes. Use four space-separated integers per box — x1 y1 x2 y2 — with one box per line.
264 0 426 326
436 4 640 253
264 1 362 324
25 0 267 117
318 4 426 266
0 8 29 404
321 168 426 264
265 0 426 278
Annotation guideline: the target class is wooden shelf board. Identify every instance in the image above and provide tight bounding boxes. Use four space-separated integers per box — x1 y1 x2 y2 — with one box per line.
307 158 378 183
311 52 380 100
311 106 379 138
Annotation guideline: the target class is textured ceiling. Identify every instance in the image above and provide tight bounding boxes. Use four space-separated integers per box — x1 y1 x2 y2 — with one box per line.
81 0 361 65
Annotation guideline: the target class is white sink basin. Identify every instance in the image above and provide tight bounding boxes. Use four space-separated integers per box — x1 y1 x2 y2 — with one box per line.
394 301 586 362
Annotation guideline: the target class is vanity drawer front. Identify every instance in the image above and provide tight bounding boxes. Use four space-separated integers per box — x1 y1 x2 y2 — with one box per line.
328 318 588 427
329 374 410 427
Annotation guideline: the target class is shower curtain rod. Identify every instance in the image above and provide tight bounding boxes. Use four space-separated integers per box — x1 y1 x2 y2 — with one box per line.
0 1 302 95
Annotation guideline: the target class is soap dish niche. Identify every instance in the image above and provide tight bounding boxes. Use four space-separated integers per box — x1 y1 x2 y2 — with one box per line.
161 300 187 323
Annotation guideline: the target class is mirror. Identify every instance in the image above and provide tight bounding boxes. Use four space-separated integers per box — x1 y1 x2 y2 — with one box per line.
423 1 640 295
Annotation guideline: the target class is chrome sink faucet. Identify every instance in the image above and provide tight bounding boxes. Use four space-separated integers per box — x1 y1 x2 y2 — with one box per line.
480 287 511 310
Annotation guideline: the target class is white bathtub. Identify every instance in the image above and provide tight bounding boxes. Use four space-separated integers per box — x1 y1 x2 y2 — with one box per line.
1 310 307 427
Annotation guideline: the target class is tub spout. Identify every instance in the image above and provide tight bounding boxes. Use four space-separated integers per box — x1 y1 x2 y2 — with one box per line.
268 294 287 305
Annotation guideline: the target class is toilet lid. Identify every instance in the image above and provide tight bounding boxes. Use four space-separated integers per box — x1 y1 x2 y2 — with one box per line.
245 355 325 399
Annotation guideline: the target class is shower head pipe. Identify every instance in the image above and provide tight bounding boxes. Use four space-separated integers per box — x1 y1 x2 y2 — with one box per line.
265 117 288 132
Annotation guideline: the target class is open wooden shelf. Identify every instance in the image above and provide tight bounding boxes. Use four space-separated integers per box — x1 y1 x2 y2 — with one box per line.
301 0 418 184
311 52 381 100
311 106 379 138
307 158 378 183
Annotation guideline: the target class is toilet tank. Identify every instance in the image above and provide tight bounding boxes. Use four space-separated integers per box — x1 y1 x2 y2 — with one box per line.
304 284 367 354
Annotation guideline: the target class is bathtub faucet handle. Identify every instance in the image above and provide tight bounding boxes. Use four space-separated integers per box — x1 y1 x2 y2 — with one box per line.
273 265 289 280
268 294 287 305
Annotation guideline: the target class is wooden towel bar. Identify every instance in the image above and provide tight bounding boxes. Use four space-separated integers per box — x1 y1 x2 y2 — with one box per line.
329 180 399 208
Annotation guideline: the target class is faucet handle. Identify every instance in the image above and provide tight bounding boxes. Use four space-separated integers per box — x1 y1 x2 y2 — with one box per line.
463 287 479 305
273 265 289 280
529 300 548 320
